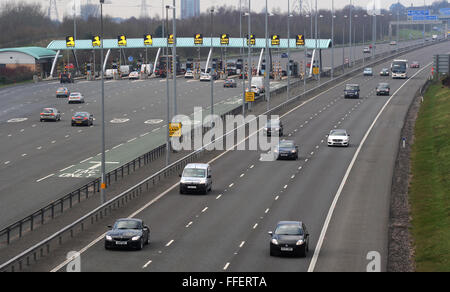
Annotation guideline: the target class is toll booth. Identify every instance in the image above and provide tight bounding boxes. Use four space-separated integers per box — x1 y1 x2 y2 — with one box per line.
287 60 299 77
186 58 194 71
236 59 244 75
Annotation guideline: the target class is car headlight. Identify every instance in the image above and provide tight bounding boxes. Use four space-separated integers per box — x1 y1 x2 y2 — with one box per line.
106 235 113 241
296 239 304 246
271 239 279 245
291 150 297 153
132 235 141 241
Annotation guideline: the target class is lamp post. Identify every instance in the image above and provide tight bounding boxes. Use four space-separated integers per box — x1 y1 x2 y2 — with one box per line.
165 4 171 166
331 0 335 80
349 0 353 67
210 8 214 117
265 0 270 111
172 1 177 117
343 15 347 74
287 0 291 101
99 0 108 204
247 1 252 112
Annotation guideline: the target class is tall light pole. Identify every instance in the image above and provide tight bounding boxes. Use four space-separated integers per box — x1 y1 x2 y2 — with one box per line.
172 1 177 117
247 0 252 112
287 0 291 101
343 15 347 74
315 0 318 81
331 0 335 80
265 0 270 111
349 0 353 67
396 0 400 52
165 5 170 166
372 0 376 59
210 8 214 117
99 0 106 204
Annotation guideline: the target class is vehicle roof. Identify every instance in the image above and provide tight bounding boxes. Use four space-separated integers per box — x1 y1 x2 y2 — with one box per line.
74 112 90 115
346 84 359 86
185 163 210 169
116 218 142 223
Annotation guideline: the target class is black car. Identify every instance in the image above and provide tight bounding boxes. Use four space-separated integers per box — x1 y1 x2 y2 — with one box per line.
105 218 150 250
60 73 74 84
376 83 390 96
379 68 390 76
264 119 283 137
274 140 299 160
269 221 310 257
71 112 93 126
344 84 360 99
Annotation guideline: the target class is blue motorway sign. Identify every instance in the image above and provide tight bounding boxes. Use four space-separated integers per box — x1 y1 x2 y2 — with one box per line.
128 56 134 62
408 10 430 16
412 15 438 21
439 8 450 15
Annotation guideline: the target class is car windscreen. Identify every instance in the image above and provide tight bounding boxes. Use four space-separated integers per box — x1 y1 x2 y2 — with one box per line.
330 130 347 136
183 168 206 178
114 220 141 230
74 113 88 117
378 83 389 88
279 141 294 148
345 85 359 91
43 108 54 113
275 224 303 235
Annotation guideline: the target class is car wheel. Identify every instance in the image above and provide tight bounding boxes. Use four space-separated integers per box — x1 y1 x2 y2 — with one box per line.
270 249 276 257
299 246 307 257
179 188 184 194
40 119 43 122
105 243 110 250
137 238 144 250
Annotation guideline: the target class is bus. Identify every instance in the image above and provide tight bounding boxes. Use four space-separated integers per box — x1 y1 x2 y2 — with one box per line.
391 60 408 79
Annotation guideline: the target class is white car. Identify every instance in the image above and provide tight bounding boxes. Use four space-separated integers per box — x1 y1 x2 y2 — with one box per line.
68 92 85 104
390 41 397 46
363 47 371 54
185 70 194 79
129 71 139 80
246 85 261 96
327 129 350 147
200 73 212 82
179 163 212 194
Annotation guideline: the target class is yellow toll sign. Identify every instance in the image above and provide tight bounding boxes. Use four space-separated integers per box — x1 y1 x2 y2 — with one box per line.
66 36 75 48
92 36 101 47
194 34 203 45
144 34 153 46
118 35 127 46
220 34 230 45
245 92 255 102
169 123 182 137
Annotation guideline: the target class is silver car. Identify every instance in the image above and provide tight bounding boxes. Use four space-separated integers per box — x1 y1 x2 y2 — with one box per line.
40 108 61 122
56 87 70 98
68 92 85 104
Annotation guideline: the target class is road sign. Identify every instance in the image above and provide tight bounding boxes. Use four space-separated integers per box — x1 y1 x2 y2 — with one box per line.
144 34 153 46
168 34 174 45
296 35 305 46
412 15 438 21
433 54 450 73
128 56 134 62
220 34 230 45
271 34 280 46
66 36 75 47
245 92 255 102
408 10 430 16
313 67 320 75
118 35 127 46
169 123 182 137
194 34 203 45
92 36 101 47
247 34 256 46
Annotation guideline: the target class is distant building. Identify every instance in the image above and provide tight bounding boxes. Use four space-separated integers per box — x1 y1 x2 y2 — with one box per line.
0 47 57 76
181 0 200 19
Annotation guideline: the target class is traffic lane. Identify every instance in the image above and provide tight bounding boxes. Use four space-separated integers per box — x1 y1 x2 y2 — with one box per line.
49 61 373 272
312 62 431 272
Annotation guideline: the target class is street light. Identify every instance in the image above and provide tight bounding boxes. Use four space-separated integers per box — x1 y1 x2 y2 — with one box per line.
210 8 214 118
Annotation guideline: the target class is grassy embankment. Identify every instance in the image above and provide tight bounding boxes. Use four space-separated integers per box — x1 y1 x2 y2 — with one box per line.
410 81 450 272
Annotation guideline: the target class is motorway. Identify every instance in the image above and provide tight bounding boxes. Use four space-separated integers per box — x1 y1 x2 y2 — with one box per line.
21 40 447 272
0 39 425 231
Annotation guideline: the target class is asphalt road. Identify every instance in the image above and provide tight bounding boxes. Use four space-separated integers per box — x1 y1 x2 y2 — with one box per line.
29 39 449 272
0 38 425 230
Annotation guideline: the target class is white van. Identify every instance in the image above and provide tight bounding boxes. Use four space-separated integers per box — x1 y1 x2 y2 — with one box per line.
179 163 212 194
140 64 153 74
119 65 130 77
251 76 265 93
104 69 117 80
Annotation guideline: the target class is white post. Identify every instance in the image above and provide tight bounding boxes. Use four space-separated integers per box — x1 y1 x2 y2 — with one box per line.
102 49 111 73
153 48 161 75
50 50 60 78
257 48 264 76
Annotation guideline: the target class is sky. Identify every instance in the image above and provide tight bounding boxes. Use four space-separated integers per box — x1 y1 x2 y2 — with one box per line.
8 0 440 20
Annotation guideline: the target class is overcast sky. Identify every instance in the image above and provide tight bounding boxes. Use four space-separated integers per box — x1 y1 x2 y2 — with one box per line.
12 0 438 19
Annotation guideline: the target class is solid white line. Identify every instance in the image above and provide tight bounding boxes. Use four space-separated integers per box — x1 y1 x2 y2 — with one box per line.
201 207 208 213
216 194 222 199
127 138 137 143
307 62 432 273
253 223 258 229
80 157 93 164
239 241 245 248
36 173 54 183
112 143 123 150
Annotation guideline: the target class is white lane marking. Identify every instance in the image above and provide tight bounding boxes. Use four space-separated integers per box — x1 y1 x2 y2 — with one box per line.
166 240 174 247
80 157 93 164
308 62 433 272
250 165 254 169
240 173 245 178
60 165 75 172
22 154 27 157
239 241 246 248
127 138 137 143
36 173 54 182
229 183 234 188
142 260 152 269
4 161 10 165
112 144 123 150
37 146 42 150
291 175 295 179
216 194 222 199
186 221 193 228
223 263 230 270
253 223 258 229
284 185 288 189
265 208 270 214
201 207 208 213
275 195 279 201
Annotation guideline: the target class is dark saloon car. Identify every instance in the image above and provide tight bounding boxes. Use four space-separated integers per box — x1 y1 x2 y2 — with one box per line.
263 119 284 137
60 73 74 84
105 218 150 250
274 140 299 160
376 83 390 96
344 84 360 99
269 221 310 257
379 68 390 76
71 112 93 126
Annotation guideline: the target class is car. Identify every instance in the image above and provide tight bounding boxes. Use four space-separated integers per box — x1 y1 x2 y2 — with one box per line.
376 83 390 96
179 163 212 194
363 47 371 54
263 119 284 137
68 92 85 104
246 85 261 96
40 108 61 122
224 78 237 88
363 68 373 76
60 73 74 84
105 218 150 250
274 140 299 160
344 84 360 99
184 70 194 79
380 68 390 76
200 73 212 82
327 129 350 147
71 112 93 126
281 52 288 58
269 221 310 257
410 61 420 68
390 41 397 46
128 71 139 80
56 87 70 98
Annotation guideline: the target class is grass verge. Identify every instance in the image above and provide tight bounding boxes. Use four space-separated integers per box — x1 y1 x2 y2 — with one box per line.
410 81 450 272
